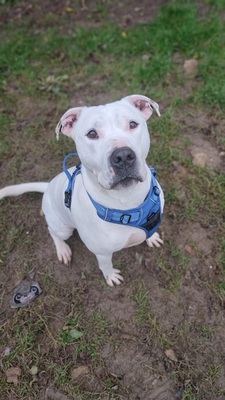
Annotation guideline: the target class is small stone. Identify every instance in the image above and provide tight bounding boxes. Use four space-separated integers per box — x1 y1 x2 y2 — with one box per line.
135 252 143 265
142 54 150 61
192 152 207 167
3 347 11 356
183 59 198 77
6 366 22 385
165 349 178 362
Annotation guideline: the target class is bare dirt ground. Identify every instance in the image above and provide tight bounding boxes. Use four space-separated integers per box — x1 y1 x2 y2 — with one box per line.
0 1 225 400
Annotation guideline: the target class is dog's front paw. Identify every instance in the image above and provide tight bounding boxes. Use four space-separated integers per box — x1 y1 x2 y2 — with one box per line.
146 232 163 248
56 242 72 265
105 269 124 287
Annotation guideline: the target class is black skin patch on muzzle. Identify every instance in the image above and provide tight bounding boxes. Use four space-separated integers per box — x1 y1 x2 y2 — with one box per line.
110 175 143 189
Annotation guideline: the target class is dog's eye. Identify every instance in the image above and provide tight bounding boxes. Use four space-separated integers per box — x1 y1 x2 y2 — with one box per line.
129 121 139 130
86 129 98 139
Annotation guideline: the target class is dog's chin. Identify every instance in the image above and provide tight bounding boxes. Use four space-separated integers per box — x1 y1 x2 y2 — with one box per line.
110 176 142 190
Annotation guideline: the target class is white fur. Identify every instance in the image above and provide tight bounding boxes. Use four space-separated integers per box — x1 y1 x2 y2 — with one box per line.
0 95 164 286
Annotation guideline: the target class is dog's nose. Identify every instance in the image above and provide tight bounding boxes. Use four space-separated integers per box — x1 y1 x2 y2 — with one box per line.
110 147 136 169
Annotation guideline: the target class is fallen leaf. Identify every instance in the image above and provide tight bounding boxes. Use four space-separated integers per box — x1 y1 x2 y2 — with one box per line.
69 329 84 340
66 7 73 13
184 244 195 255
6 366 22 385
70 365 90 380
165 349 178 362
30 365 38 375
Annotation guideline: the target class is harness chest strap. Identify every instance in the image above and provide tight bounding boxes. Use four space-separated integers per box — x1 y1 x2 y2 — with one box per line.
63 153 162 238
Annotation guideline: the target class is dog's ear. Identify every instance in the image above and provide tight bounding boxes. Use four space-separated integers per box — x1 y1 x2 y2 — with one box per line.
122 95 160 120
55 107 83 140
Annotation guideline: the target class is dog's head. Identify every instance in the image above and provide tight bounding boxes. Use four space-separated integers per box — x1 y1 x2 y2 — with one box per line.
56 95 160 190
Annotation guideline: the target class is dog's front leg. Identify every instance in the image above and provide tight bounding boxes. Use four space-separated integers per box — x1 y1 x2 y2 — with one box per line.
49 229 72 265
96 254 124 287
146 232 163 248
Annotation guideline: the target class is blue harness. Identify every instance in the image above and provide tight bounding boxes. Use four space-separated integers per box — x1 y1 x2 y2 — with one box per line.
63 153 162 239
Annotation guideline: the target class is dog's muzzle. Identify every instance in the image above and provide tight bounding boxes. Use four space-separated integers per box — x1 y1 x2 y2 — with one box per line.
110 147 142 188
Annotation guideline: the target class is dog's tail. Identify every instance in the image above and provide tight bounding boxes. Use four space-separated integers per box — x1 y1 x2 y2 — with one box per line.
0 182 48 200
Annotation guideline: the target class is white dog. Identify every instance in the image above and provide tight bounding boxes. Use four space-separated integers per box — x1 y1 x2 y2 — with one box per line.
0 95 164 286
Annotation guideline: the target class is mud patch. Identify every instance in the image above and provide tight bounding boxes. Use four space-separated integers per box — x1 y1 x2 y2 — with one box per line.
190 135 222 170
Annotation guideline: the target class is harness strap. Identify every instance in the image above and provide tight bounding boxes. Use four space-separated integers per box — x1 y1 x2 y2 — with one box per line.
63 153 81 209
63 153 162 238
87 173 160 226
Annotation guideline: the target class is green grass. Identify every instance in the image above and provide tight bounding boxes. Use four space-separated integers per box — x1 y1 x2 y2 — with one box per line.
0 302 118 398
0 114 12 158
1 2 225 104
134 282 172 347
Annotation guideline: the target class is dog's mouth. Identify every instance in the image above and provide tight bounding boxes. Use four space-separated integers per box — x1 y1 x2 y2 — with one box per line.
110 175 143 189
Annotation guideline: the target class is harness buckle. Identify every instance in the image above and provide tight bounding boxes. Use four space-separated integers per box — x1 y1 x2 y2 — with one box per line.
64 190 72 209
120 214 131 224
153 186 160 196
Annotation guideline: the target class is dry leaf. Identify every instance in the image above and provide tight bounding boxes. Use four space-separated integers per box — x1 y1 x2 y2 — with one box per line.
184 244 195 255
6 366 22 385
70 365 89 380
165 349 178 362
66 7 73 13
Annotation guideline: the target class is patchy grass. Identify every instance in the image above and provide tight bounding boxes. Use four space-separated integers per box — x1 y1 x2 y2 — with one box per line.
1 1 225 104
0 0 225 399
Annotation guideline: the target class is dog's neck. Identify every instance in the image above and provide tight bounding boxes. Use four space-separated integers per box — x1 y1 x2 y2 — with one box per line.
81 166 151 210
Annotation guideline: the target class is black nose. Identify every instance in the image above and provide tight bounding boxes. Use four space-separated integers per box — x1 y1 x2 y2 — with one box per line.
110 147 136 169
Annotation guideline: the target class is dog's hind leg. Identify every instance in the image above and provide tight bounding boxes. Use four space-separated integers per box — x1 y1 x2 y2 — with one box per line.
48 228 73 265
96 254 124 287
